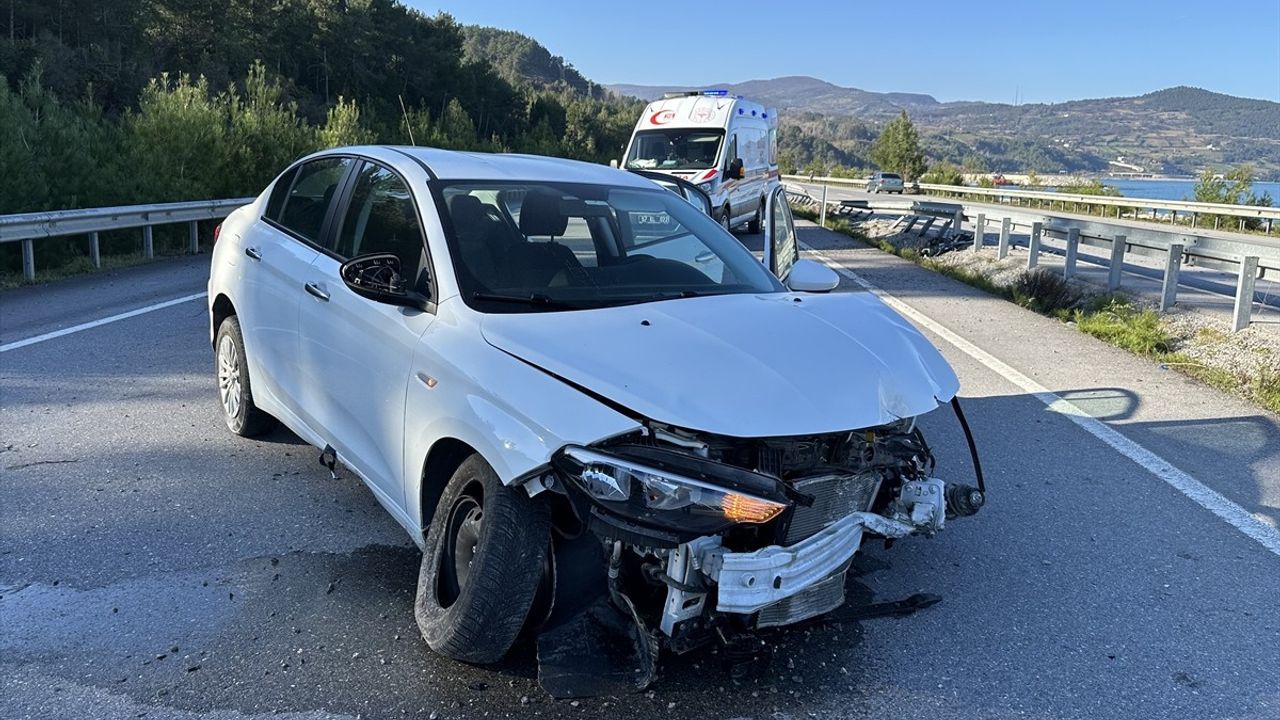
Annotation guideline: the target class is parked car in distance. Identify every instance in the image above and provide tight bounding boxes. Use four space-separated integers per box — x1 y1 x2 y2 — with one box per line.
207 146 984 698
867 171 905 194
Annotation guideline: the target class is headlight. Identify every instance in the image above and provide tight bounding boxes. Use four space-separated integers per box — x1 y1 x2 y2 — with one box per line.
556 446 789 534
697 181 714 193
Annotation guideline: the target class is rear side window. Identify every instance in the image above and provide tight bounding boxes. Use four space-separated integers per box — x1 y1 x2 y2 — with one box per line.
264 167 297 220
277 157 354 243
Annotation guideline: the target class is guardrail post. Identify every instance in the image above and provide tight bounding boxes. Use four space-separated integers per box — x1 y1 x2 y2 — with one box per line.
997 217 1012 259
1108 235 1126 291
972 214 986 251
1233 256 1259 331
818 184 828 227
1159 244 1183 311
1064 228 1080 278
143 224 154 259
188 220 199 254
89 231 101 268
953 208 964 236
1026 222 1042 269
21 238 35 281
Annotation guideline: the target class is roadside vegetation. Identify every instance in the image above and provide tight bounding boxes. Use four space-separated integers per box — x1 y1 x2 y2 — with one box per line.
0 1 644 282
792 206 1280 415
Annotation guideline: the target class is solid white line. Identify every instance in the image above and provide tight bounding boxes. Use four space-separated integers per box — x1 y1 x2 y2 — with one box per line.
0 292 207 353
800 239 1280 558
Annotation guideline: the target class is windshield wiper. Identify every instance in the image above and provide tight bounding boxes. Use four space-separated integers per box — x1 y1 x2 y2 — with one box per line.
604 289 719 307
470 291 588 310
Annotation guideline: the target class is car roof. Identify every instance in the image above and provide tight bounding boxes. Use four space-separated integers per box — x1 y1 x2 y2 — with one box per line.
309 145 656 188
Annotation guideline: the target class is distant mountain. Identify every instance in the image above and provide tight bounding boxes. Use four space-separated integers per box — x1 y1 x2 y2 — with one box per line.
610 76 939 117
610 77 1280 177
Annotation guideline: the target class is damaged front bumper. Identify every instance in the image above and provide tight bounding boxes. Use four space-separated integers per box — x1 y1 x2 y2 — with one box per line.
695 511 915 615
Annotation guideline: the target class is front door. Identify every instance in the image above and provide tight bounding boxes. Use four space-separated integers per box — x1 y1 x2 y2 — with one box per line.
762 186 799 281
297 161 435 512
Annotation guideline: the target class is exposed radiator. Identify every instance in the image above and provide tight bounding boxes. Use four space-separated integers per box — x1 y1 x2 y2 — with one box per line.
783 471 881 544
756 562 850 628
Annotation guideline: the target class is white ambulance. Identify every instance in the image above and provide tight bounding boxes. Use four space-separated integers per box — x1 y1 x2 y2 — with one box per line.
623 91 779 234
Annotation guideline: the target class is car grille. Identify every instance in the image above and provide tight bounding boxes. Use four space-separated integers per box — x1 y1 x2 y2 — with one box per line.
783 472 881 544
755 562 850 628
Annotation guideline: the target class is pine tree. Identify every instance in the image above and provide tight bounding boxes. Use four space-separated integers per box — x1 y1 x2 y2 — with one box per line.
870 111 926 181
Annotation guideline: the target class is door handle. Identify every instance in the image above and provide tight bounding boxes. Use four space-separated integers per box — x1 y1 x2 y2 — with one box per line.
304 282 330 302
694 251 715 264
244 247 262 261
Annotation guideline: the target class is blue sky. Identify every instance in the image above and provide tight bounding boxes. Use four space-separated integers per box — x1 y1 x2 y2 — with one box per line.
409 0 1280 103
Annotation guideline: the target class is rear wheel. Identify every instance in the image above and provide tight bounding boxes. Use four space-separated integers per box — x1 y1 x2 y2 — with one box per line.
747 200 762 234
415 454 550 664
215 316 276 437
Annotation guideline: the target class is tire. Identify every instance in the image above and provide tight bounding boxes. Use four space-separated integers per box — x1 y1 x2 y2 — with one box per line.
415 453 550 664
747 200 762 234
215 316 276 437
720 206 733 233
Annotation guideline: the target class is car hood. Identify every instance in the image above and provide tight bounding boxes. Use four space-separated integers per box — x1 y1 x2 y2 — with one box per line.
480 292 959 438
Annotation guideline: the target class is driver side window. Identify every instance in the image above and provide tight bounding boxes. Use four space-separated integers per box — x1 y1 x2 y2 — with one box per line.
334 162 429 295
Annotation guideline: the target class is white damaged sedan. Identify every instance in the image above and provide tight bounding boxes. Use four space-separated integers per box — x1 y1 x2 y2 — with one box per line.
207 146 985 696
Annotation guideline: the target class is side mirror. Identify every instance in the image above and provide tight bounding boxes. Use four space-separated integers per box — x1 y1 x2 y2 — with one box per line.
340 253 417 306
785 259 839 293
729 158 745 179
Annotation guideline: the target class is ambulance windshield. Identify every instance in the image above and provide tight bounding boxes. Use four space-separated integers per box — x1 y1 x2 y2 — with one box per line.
625 130 724 171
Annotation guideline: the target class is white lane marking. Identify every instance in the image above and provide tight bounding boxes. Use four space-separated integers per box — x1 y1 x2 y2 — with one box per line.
801 239 1280 558
0 292 207 353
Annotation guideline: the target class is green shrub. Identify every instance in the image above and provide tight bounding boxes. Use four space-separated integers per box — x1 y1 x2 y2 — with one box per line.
1012 268 1080 314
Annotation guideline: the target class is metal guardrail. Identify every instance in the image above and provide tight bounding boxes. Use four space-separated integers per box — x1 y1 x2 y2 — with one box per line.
0 198 252 281
784 180 1276 331
784 175 1280 233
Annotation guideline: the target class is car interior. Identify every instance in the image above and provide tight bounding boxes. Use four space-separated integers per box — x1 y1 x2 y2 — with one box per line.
445 187 722 297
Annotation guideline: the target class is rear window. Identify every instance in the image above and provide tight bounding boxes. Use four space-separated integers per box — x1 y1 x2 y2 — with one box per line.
881 173 902 180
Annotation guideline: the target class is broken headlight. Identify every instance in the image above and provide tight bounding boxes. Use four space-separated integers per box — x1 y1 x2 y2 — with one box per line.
554 445 790 535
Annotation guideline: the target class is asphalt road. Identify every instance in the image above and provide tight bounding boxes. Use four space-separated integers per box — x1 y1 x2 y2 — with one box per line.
2 226 1278 720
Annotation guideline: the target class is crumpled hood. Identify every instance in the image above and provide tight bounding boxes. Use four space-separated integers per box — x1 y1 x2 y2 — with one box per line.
480 292 959 438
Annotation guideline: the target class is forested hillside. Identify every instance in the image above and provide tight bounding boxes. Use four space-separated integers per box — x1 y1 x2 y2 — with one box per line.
0 0 643 216
461 26 606 99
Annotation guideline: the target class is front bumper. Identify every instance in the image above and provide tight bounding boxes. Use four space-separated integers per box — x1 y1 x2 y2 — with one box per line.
696 511 915 615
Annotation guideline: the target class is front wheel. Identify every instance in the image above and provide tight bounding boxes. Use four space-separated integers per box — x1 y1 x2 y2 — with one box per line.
415 454 550 664
720 206 732 234
747 201 762 234
215 316 276 437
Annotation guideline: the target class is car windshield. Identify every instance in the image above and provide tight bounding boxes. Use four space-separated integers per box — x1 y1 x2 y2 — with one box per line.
624 130 724 171
436 181 784 313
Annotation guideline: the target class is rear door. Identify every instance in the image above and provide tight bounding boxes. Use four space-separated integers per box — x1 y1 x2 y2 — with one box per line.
762 186 799 281
241 156 354 423
296 160 435 512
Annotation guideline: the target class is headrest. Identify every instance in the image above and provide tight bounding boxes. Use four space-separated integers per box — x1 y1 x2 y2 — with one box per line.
448 194 487 230
519 190 568 237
